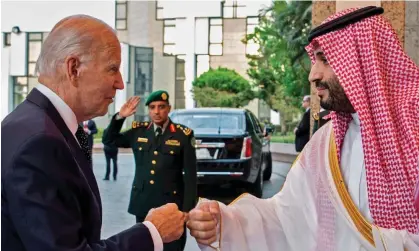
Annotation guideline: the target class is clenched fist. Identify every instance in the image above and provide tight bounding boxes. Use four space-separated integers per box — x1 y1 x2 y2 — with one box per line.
145 203 187 243
119 96 141 118
186 200 220 245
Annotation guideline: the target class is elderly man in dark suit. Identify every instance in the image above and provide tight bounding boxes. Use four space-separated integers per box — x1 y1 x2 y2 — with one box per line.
1 15 186 251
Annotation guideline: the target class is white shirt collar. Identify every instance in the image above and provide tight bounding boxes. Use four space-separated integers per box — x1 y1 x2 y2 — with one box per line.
154 119 170 133
351 113 361 126
35 84 79 136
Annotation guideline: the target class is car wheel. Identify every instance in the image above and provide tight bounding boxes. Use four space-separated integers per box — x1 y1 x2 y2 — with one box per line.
263 153 272 181
248 165 263 198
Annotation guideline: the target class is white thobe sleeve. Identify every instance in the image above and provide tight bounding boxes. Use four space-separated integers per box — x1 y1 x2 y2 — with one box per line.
198 161 317 251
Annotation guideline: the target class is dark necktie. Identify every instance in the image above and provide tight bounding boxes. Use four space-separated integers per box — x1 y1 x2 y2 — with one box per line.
76 125 92 162
155 127 162 145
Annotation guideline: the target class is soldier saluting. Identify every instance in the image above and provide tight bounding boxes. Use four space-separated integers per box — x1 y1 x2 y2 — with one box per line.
103 90 197 251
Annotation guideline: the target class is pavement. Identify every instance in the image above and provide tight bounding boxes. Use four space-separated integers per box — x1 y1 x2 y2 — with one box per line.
92 152 291 250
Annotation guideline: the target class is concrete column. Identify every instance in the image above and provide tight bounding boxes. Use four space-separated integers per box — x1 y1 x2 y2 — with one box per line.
184 16 196 109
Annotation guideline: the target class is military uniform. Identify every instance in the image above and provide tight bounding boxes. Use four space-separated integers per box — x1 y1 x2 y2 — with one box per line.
102 91 197 251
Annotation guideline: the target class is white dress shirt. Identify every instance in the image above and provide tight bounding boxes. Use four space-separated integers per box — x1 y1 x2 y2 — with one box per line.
35 84 163 251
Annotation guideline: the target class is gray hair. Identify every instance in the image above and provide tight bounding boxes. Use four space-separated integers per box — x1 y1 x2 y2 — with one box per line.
303 95 311 102
35 14 115 77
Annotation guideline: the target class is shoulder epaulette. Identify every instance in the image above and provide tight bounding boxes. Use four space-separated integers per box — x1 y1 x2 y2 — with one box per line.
132 121 150 129
174 123 192 136
183 126 192 136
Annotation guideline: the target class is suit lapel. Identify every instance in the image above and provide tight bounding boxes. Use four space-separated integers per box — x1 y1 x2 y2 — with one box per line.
26 88 102 217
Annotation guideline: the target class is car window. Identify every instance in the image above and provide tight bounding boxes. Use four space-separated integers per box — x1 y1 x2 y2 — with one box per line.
170 112 245 131
249 112 262 134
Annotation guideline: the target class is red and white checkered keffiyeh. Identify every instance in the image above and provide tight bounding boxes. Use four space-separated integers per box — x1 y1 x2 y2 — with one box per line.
306 8 419 233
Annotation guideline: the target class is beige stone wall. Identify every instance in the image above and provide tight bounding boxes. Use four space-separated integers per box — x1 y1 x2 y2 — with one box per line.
405 1 419 66
210 19 248 79
382 1 405 46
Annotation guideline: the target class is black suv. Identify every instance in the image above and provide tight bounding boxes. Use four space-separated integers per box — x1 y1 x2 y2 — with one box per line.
170 108 273 198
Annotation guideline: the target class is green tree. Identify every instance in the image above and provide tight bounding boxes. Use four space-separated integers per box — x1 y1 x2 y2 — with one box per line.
244 0 312 133
192 67 255 108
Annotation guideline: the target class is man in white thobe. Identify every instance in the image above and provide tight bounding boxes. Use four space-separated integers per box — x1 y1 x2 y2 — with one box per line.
186 6 419 251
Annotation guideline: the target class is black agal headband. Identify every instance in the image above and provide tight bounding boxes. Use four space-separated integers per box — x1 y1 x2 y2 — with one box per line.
308 6 384 42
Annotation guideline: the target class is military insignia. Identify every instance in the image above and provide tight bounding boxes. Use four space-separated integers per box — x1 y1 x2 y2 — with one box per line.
165 139 181 146
137 137 148 143
176 124 180 128
183 127 191 136
169 124 176 133
191 137 196 148
161 93 168 100
132 121 140 129
144 122 149 126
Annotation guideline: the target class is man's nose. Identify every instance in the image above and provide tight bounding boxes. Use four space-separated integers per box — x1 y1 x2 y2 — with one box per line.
308 64 323 84
115 72 124 90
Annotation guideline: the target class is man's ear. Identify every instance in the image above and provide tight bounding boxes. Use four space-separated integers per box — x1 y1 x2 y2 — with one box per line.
65 56 81 86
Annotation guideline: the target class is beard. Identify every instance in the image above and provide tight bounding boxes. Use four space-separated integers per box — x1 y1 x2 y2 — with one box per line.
316 78 355 113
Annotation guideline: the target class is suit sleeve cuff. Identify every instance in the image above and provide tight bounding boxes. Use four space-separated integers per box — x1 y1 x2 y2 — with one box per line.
143 221 163 251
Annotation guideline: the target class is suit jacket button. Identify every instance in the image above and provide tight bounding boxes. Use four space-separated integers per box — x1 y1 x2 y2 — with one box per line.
150 180 154 185
152 160 156 165
173 191 177 195
170 151 174 155
150 170 155 175
154 151 158 155
139 147 142 151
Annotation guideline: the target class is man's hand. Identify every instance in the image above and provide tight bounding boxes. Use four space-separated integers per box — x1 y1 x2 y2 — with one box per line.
187 201 220 246
145 203 187 243
119 96 141 118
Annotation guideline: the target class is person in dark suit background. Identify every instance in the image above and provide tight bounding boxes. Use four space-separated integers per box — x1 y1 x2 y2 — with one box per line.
1 15 186 251
103 91 197 251
294 95 311 152
103 141 119 181
83 119 98 151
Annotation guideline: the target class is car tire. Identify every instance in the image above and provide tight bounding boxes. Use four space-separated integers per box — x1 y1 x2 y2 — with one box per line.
248 165 263 198
263 153 272 181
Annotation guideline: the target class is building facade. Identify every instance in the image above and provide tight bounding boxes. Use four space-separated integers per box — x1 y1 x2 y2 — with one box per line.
1 0 274 129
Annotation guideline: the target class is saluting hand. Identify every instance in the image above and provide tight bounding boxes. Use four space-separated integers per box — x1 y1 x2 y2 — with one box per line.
119 96 141 118
187 200 220 245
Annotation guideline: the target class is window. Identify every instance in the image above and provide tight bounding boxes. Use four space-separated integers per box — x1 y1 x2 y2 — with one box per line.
163 19 176 55
209 18 223 56
246 17 259 55
131 46 153 121
223 0 246 18
12 77 29 109
156 1 164 20
3 32 11 46
27 33 43 76
250 113 263 133
170 113 245 131
115 0 128 30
